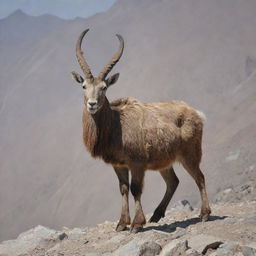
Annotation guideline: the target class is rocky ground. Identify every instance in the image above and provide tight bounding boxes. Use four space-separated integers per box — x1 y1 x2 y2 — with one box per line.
1 181 256 256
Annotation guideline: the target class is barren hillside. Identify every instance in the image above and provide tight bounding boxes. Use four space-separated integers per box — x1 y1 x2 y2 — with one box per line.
0 0 256 241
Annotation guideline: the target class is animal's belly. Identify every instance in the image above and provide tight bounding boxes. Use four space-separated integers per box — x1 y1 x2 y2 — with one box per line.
146 155 176 170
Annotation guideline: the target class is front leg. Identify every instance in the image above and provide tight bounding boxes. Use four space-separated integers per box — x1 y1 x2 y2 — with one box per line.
130 167 146 233
114 166 131 231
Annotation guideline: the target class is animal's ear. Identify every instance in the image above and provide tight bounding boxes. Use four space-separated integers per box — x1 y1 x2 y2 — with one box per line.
106 73 119 87
71 71 84 84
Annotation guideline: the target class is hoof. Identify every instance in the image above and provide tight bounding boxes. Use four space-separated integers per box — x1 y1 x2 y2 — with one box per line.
201 215 209 222
116 224 127 232
200 208 211 222
130 226 143 234
149 214 161 223
200 213 210 222
149 210 164 223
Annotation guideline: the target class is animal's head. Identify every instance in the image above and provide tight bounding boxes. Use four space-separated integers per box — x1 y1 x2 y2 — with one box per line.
71 29 124 114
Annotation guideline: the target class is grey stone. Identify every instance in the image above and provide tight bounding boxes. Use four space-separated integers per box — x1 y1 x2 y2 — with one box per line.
0 225 59 256
113 237 162 256
172 227 186 239
138 241 162 256
159 239 188 256
65 227 87 239
58 232 68 240
112 237 147 256
173 200 194 212
247 242 256 250
186 248 202 256
214 242 256 256
223 188 233 194
113 230 169 256
102 234 126 245
17 225 57 241
188 234 222 253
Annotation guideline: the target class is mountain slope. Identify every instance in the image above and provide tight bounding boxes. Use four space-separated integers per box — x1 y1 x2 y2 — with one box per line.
0 0 256 241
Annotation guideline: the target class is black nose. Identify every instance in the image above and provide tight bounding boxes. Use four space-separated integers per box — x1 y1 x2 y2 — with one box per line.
88 101 97 107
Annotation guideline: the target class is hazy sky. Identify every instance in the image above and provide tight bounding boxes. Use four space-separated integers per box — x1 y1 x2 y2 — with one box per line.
0 0 116 19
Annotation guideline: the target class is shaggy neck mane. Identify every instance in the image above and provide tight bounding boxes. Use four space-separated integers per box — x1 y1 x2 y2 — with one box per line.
83 98 114 158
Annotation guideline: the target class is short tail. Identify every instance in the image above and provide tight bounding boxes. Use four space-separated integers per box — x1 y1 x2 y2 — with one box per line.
196 110 206 122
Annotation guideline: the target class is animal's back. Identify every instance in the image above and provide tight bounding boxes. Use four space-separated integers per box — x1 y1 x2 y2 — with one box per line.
110 97 204 139
110 98 204 169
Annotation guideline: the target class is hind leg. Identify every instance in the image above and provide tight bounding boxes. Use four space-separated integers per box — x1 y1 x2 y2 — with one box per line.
181 158 211 221
149 166 179 223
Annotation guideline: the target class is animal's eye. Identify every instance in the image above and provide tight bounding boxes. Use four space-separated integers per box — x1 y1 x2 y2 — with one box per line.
82 85 86 89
